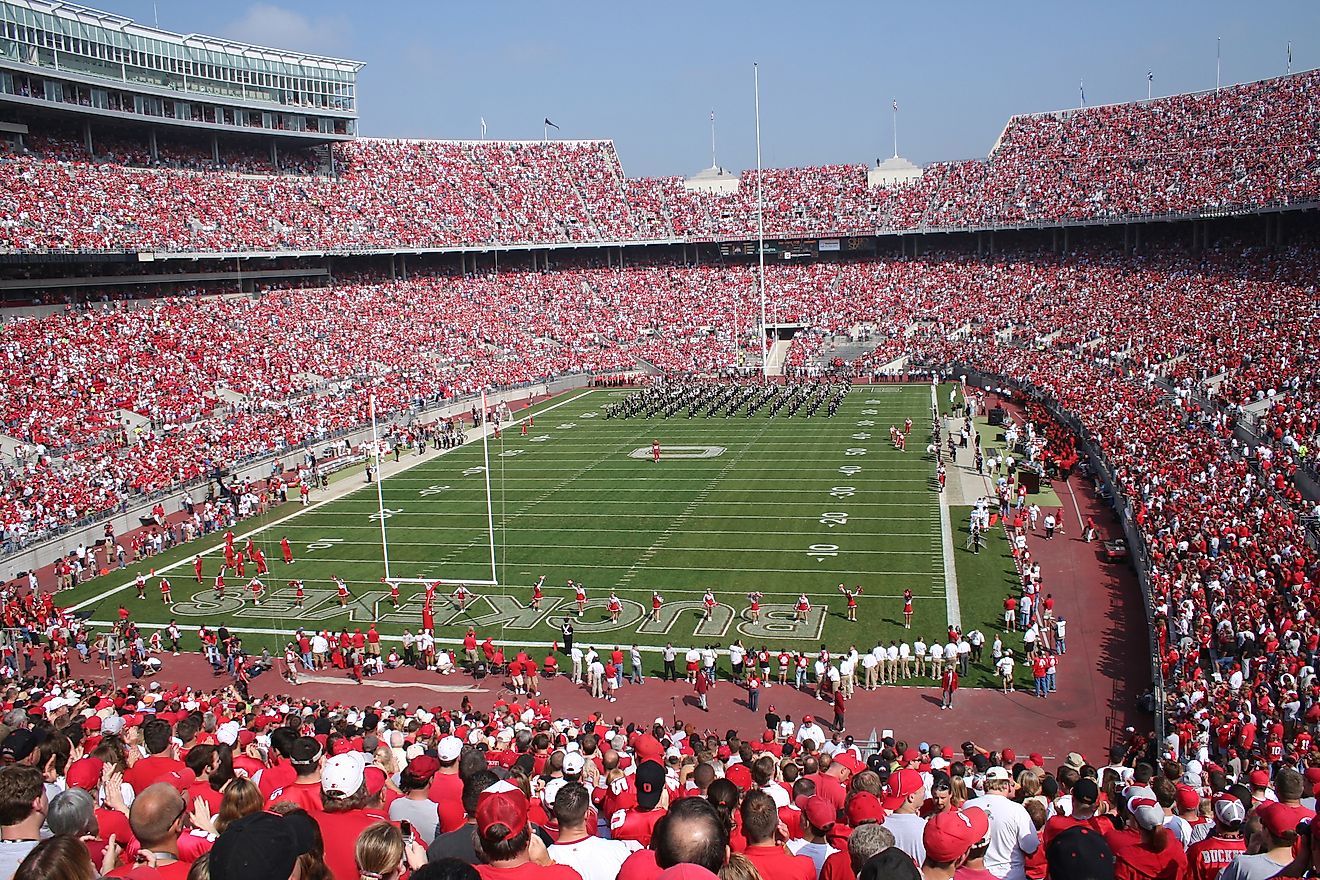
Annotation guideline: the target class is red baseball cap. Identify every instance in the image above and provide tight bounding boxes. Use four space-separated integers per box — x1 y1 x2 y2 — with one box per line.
66 757 103 791
476 780 529 840
923 806 990 862
833 753 864 775
845 792 886 825
1260 801 1312 837
1175 785 1200 811
1249 770 1271 787
883 769 925 810
802 796 836 830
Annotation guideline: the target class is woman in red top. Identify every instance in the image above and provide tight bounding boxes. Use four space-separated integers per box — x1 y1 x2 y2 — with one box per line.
1109 798 1186 880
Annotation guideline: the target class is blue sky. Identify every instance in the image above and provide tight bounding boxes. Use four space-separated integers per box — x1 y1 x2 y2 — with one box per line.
95 1 1319 178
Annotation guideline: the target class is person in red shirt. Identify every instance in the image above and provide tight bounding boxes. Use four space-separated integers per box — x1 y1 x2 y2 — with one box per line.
741 790 815 880
265 737 324 812
280 537 294 565
611 761 668 846
316 752 390 880
1185 795 1247 880
428 736 468 833
104 783 196 879
123 720 189 795
475 779 583 880
1107 798 1186 880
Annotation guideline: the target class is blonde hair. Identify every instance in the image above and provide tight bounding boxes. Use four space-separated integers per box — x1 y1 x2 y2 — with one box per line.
214 777 263 834
355 821 405 880
719 853 763 880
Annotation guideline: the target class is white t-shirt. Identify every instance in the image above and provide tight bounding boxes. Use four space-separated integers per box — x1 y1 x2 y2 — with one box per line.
548 835 641 880
787 839 838 875
973 792 1039 880
882 812 927 864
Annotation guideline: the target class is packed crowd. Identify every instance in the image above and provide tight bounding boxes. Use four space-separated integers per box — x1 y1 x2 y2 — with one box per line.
2 70 1318 252
0 651 1316 880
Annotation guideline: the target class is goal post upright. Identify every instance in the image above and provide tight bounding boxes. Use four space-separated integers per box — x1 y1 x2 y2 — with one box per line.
370 392 392 583
481 389 498 586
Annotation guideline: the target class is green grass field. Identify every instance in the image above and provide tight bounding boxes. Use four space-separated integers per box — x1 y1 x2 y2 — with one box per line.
64 385 1028 686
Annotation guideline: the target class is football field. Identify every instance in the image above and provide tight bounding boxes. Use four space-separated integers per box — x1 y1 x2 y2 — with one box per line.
68 385 993 673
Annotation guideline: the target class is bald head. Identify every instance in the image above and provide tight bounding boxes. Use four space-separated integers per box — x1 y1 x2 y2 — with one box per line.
655 797 728 873
129 783 186 848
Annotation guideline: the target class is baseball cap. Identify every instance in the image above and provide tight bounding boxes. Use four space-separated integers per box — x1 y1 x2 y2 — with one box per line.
803 795 836 830
1073 779 1100 805
363 766 386 797
833 753 864 775
541 777 568 809
1212 793 1246 828
101 715 125 736
160 768 197 793
1046 826 1115 880
289 736 323 765
1259 801 1311 837
406 755 440 780
210 810 316 880
1 730 42 762
1174 785 1200 811
477 779 530 840
1127 797 1164 832
984 766 1012 783
321 752 367 797
846 791 886 825
65 757 104 791
924 806 990 863
563 752 586 775
636 760 666 810
884 768 925 810
437 736 463 761
1249 769 1270 787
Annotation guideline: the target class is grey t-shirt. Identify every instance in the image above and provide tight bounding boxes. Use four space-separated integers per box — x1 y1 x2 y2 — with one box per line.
428 822 480 865
1220 852 1291 880
0 840 40 880
389 796 442 845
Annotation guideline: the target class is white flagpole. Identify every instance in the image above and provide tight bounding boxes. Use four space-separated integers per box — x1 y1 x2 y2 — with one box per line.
370 393 392 582
480 389 498 585
1216 37 1221 93
754 63 768 382
710 110 717 168
891 100 898 159
1287 42 1292 75
1147 72 1152 100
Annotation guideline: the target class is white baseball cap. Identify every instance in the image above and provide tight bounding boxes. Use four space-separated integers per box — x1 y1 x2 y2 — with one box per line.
321 752 367 797
437 736 463 761
563 753 586 775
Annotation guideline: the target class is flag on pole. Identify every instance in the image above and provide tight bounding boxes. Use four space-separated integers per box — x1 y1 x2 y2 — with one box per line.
710 110 715 122
1079 80 1086 106
544 117 559 130
480 117 487 138
892 100 899 112
1147 70 1153 82
1288 42 1293 73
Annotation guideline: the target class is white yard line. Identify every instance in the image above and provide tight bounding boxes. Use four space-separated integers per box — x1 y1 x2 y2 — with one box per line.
934 386 963 629
69 390 596 613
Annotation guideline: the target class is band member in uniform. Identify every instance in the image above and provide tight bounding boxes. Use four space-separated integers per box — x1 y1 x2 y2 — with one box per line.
193 555 204 584
903 588 914 629
281 537 294 565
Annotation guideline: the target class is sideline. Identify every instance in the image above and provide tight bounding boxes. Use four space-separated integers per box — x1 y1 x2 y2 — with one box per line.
933 384 963 628
69 390 597 613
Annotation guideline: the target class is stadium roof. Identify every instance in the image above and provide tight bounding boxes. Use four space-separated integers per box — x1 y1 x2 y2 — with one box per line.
5 0 364 73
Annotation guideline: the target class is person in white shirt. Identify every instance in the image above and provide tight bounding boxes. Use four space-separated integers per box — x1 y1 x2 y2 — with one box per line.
914 638 928 677
797 717 826 747
972 766 1039 880
997 651 1016 693
548 782 639 880
788 795 839 874
880 768 928 863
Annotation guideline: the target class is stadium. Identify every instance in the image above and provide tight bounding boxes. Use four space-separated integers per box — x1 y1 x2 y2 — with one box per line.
0 1 1316 879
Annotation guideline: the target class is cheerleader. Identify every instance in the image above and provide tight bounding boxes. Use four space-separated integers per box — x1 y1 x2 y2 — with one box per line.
745 591 763 622
903 588 914 629
607 592 622 623
839 584 863 622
